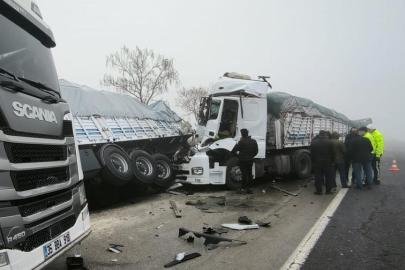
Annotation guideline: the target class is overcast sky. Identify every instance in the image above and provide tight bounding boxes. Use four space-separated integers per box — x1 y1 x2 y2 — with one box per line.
39 0 405 142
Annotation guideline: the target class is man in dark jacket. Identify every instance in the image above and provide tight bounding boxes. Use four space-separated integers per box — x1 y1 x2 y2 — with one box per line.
348 128 374 189
231 129 258 194
331 131 350 188
344 127 359 183
310 130 335 195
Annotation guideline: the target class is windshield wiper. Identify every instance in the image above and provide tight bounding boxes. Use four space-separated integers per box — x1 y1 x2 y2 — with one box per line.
18 77 60 97
0 67 19 81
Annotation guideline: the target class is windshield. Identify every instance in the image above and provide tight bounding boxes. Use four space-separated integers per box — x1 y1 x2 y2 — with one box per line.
198 97 222 126
0 13 59 94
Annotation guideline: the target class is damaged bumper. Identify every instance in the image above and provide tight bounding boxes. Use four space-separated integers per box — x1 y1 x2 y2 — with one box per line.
175 153 226 185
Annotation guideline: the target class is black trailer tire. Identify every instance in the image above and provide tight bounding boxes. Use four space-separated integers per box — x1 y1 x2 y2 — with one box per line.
99 144 134 186
225 157 243 190
129 150 157 185
150 153 175 190
295 152 312 179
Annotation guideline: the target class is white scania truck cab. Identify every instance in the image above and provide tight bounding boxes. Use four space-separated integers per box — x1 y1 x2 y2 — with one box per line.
0 1 91 269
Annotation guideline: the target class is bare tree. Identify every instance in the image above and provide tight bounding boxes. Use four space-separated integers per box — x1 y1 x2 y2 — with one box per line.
101 46 180 105
176 86 208 122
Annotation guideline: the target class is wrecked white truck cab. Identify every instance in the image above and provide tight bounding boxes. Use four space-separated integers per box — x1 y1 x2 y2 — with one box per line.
175 73 372 189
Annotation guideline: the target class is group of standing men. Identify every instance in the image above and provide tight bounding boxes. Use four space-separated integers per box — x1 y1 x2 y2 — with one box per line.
310 124 384 195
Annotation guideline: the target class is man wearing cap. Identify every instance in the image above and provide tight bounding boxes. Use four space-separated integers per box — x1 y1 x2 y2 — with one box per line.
231 129 258 194
367 124 384 185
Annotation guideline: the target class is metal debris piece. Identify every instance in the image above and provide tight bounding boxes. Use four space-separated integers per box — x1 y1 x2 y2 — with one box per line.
238 216 252 224
186 200 206 206
168 191 181 195
221 224 259 230
109 244 124 248
203 227 216 234
201 209 223 213
164 253 201 268
108 247 122 254
256 221 271 227
156 224 164 229
111 259 118 262
170 201 182 218
269 185 298 196
178 228 247 246
187 236 195 242
207 244 219 250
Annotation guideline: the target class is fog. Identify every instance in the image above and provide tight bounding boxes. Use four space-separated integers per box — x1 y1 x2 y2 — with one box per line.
38 0 405 141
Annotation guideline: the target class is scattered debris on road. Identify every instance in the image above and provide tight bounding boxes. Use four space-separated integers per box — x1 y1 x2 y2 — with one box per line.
269 185 298 196
175 252 185 261
207 244 219 250
156 224 164 229
221 224 259 230
170 200 182 218
164 252 201 268
66 257 86 269
108 244 125 254
256 221 271 227
233 203 252 208
187 236 195 242
179 227 247 246
238 216 252 224
167 191 181 195
186 200 207 206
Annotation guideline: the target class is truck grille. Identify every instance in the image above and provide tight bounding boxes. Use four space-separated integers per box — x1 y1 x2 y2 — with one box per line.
10 166 70 192
25 207 72 229
19 215 76 252
18 190 73 217
4 143 67 163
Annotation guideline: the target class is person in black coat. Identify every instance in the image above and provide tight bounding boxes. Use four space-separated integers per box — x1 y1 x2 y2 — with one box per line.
231 129 258 194
344 127 359 182
348 129 374 189
310 130 335 195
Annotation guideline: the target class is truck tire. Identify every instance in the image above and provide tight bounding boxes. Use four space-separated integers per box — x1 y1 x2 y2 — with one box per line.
99 144 134 186
225 157 243 190
295 152 312 179
129 150 157 185
150 153 175 190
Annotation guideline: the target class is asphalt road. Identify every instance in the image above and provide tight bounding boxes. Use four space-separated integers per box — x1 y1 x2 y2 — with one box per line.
302 143 405 270
45 177 338 270
44 140 405 270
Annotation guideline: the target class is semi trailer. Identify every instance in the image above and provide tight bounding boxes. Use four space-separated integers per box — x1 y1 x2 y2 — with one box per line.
0 1 90 269
175 72 372 189
59 79 192 205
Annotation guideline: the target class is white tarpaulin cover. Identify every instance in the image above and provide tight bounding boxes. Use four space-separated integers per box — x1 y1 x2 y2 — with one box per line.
209 77 268 98
59 79 182 122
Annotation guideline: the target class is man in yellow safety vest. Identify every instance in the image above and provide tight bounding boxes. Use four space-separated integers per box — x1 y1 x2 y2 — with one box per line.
367 124 384 185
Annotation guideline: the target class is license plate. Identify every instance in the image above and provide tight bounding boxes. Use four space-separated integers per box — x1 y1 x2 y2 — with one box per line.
43 232 71 259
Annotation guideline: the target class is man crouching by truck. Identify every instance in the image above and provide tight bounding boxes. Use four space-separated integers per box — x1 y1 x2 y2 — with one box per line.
231 129 258 194
310 130 335 195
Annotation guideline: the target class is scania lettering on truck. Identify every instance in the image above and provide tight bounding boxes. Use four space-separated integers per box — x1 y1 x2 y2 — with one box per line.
0 1 91 269
175 72 371 189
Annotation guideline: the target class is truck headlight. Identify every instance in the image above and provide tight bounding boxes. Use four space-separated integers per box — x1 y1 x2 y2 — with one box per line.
79 183 87 206
191 167 204 175
0 252 9 267
63 111 73 121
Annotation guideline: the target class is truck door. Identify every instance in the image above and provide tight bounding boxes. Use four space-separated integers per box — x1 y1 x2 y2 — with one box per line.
218 99 239 139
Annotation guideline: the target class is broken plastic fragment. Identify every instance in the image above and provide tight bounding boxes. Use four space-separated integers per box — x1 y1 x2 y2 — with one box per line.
221 224 259 230
175 252 185 261
178 227 246 246
108 247 122 254
164 253 201 268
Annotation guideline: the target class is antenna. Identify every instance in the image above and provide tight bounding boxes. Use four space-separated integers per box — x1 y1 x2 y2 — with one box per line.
258 76 272 89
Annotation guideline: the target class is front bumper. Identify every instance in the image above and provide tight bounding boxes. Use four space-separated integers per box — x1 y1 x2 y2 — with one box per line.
176 153 226 185
0 205 91 270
